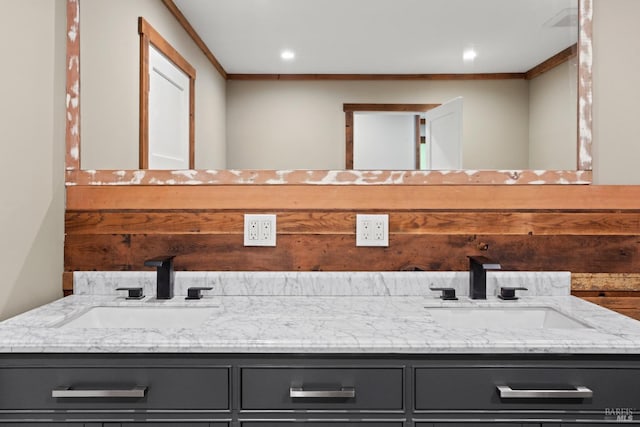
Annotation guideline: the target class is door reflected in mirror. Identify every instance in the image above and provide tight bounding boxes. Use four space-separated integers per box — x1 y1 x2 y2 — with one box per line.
349 99 464 171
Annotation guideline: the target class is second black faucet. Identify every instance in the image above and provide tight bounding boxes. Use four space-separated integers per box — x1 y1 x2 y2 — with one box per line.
144 256 175 299
468 255 502 299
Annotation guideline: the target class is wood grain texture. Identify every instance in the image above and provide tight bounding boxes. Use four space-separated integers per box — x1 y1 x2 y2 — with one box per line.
63 272 74 296
189 77 195 168
66 234 134 271
64 233 639 273
414 115 421 170
345 111 353 169
572 273 640 291
65 211 640 236
343 104 440 112
226 73 527 81
66 169 593 186
138 31 149 169
526 44 577 80
66 185 640 211
574 291 640 298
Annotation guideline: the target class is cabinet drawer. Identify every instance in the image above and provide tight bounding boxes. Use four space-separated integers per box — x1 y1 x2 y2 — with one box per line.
113 424 228 426
0 366 229 410
416 424 532 427
241 367 403 410
416 424 528 427
415 367 640 411
242 423 403 427
114 424 228 426
0 424 81 427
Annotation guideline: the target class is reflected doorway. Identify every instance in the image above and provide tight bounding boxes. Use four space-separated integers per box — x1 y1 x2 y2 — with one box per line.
344 101 462 170
139 17 195 169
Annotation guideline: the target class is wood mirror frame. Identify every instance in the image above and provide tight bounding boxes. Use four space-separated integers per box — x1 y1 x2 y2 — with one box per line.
65 0 592 186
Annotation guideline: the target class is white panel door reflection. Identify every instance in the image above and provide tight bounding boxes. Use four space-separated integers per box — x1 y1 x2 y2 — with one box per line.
422 97 463 170
353 113 416 170
148 45 190 169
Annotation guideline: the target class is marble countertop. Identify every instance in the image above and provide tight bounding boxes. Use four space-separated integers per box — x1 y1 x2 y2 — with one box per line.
1 271 640 354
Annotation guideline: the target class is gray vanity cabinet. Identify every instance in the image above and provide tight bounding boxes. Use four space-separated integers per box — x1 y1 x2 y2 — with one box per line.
1 355 639 425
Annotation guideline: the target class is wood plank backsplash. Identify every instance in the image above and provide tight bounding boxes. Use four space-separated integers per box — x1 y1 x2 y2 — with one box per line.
64 185 640 318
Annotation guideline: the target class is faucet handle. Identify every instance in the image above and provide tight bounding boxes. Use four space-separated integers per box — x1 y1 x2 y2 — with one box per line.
430 287 458 301
498 286 528 301
186 287 213 300
116 287 145 300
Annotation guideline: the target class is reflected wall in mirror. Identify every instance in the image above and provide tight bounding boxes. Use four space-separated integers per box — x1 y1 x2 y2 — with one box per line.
67 0 592 184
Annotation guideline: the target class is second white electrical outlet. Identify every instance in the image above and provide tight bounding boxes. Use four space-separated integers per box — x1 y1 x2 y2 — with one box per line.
356 214 389 247
244 214 277 246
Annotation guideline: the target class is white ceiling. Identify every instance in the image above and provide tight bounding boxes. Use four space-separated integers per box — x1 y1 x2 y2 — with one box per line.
173 0 578 74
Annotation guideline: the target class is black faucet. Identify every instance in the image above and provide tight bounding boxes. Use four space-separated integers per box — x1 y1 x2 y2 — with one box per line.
468 256 501 299
144 256 175 299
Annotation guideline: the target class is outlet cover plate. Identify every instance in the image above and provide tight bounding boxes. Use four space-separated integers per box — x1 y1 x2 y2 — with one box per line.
244 214 277 247
356 214 389 247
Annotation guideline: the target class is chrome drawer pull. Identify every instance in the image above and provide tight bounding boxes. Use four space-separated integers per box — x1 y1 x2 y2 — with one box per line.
497 385 593 399
289 386 355 399
52 385 147 398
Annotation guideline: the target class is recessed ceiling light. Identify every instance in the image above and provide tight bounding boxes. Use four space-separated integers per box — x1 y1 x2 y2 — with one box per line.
281 50 295 61
463 48 477 62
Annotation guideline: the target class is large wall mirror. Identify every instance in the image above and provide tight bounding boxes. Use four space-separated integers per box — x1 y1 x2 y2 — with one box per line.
65 0 592 185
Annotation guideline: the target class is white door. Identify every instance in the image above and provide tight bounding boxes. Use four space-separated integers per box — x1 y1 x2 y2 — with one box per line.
148 45 190 169
353 113 416 170
423 97 463 170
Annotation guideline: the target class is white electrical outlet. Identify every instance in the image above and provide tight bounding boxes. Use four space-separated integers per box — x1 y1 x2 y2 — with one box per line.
248 219 259 241
356 214 389 247
244 214 277 246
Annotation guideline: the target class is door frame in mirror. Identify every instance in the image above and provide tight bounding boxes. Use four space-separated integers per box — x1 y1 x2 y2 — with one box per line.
138 17 196 170
344 103 441 170
65 0 592 186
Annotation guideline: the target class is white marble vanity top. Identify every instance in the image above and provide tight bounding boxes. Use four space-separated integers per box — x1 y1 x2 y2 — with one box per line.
1 271 640 354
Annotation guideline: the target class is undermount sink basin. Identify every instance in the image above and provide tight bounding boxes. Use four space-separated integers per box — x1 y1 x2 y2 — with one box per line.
59 306 217 329
426 307 591 330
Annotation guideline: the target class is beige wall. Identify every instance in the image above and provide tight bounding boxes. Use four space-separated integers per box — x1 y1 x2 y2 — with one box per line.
226 80 530 170
528 58 578 170
593 0 640 184
80 0 227 170
0 0 66 320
